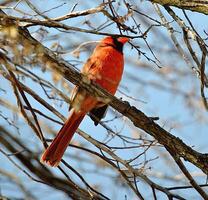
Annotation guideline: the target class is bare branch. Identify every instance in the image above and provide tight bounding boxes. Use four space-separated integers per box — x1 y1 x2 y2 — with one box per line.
151 0 208 15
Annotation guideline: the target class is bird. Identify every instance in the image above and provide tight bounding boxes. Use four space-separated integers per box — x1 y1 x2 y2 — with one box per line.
41 36 129 167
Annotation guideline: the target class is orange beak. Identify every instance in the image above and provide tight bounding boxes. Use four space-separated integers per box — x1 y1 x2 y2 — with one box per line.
117 37 129 44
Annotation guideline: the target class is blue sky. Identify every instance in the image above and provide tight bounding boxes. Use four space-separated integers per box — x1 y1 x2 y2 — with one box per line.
0 0 208 199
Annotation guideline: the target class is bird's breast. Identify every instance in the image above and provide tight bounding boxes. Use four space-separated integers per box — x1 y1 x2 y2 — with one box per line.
91 49 124 95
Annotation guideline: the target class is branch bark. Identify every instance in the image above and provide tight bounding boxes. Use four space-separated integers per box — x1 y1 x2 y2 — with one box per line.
151 0 208 15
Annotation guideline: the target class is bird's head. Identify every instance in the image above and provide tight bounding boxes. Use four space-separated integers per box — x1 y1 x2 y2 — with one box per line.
101 36 129 52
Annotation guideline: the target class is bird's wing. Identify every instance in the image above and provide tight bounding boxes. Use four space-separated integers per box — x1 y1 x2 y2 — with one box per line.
69 57 97 111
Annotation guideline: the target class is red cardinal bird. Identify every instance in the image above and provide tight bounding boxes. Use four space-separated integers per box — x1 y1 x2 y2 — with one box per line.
41 36 129 167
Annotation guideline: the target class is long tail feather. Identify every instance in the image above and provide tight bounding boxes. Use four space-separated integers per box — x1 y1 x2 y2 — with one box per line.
41 109 85 167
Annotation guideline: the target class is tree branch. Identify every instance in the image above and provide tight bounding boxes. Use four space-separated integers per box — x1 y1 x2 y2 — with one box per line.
151 0 208 15
0 127 106 200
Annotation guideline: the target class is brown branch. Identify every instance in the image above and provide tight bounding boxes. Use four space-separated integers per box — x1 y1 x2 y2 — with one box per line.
168 150 208 199
0 168 36 199
167 184 208 190
1 69 66 121
7 69 47 148
151 0 208 15
0 126 106 200
52 3 105 21
67 143 145 198
77 129 185 200
0 13 137 38
163 6 208 110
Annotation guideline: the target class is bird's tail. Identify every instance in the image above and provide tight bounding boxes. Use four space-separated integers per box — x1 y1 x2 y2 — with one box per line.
41 109 85 167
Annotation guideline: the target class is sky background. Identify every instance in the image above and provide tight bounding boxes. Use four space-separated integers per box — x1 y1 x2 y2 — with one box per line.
0 0 208 199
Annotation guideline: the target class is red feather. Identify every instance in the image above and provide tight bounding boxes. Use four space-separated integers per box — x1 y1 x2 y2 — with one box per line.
41 36 129 167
